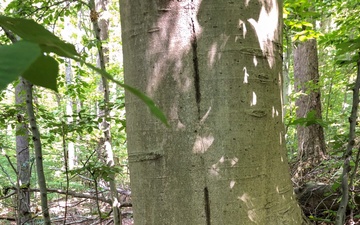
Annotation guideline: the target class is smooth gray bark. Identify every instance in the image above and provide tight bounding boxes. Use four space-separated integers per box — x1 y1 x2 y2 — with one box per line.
121 0 305 224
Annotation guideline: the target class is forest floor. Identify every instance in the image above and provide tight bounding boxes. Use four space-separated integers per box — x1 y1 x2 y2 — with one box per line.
2 156 360 224
0 192 134 225
291 156 360 225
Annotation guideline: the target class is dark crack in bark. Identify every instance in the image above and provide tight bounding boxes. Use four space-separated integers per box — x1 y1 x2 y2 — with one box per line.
204 187 211 225
191 17 201 119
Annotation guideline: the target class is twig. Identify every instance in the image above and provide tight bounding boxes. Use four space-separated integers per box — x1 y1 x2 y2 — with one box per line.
349 146 360 188
336 53 360 225
4 154 17 175
0 156 16 187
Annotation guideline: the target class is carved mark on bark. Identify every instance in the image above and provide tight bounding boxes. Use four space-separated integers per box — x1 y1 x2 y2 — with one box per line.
190 17 201 118
245 109 267 117
204 187 211 225
128 152 163 162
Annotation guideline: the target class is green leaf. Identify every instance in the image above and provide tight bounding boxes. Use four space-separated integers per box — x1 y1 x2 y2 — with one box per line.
77 59 169 127
122 83 169 125
335 54 359 66
288 110 328 127
299 35 308 42
0 16 167 125
22 55 59 92
302 21 313 28
350 161 355 168
335 37 360 57
0 41 41 90
39 44 78 58
0 15 78 58
331 182 340 192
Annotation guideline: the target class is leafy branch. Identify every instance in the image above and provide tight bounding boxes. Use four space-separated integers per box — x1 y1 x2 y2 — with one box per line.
0 15 168 126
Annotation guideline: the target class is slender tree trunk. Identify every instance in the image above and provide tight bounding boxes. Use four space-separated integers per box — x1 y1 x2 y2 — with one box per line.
24 79 51 225
120 0 306 224
15 77 31 225
294 39 326 166
336 56 360 225
283 28 292 117
90 0 121 223
5 28 33 225
65 58 76 169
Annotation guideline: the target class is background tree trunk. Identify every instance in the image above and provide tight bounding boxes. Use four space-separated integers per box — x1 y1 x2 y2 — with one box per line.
294 39 326 166
24 79 51 225
65 58 76 170
283 27 292 119
90 0 121 223
15 77 31 225
5 28 33 225
121 0 306 224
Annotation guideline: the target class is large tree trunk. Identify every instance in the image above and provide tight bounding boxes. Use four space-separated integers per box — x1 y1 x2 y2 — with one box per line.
120 0 306 224
15 77 31 225
294 39 326 166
